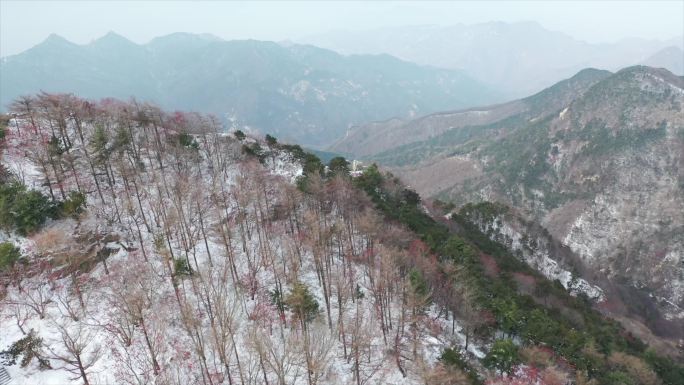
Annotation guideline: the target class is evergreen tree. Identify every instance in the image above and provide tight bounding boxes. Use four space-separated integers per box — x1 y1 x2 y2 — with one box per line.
327 156 350 177
0 182 56 235
0 242 21 271
285 281 319 330
59 191 87 219
483 339 520 375
178 132 199 149
91 125 109 166
0 330 50 369
173 257 193 278
265 134 278 147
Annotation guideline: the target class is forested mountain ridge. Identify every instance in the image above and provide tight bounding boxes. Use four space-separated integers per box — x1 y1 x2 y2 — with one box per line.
331 67 612 157
0 32 500 147
0 94 683 384
351 66 684 349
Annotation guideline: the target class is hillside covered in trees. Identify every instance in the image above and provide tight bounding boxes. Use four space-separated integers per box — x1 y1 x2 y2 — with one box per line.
0 94 682 385
339 66 684 344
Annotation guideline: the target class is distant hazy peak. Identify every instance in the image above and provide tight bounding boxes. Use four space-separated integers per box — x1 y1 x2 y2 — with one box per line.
0 31 500 146
89 31 138 48
640 46 684 75
26 32 228 54
300 22 680 97
147 32 224 45
567 67 613 81
38 33 76 47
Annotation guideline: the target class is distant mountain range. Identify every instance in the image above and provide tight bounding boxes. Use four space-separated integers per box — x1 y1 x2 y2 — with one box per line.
301 21 684 97
342 66 684 343
641 46 684 73
0 32 501 147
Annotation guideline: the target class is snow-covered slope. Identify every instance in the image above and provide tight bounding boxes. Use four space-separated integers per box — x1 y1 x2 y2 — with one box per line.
0 96 483 385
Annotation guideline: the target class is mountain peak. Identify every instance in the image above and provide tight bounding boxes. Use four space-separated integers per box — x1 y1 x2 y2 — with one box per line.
24 33 77 55
640 46 684 76
609 65 684 88
614 64 679 79
147 32 223 46
570 67 613 80
41 33 74 46
522 67 612 109
90 31 136 47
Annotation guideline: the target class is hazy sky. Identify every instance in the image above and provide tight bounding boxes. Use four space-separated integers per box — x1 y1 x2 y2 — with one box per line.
1 0 683 57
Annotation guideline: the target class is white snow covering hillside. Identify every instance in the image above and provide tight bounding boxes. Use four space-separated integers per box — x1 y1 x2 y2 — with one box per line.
0 100 481 385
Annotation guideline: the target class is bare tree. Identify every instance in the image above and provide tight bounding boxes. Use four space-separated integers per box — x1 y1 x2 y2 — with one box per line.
251 326 302 385
10 279 54 319
303 321 336 385
47 319 102 385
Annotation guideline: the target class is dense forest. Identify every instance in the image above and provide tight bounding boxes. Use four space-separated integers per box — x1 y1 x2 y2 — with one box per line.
0 93 682 385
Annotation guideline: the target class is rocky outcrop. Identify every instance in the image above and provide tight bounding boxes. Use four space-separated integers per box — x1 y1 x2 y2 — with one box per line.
461 205 605 301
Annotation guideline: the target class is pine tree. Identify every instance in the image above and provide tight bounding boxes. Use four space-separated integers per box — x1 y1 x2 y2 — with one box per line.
285 281 319 331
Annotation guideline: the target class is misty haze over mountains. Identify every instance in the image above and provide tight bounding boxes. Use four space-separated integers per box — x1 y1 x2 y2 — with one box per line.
1 21 681 148
0 31 500 147
301 21 684 97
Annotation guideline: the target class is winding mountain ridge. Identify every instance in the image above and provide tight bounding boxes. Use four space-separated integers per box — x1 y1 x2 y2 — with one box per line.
358 66 684 341
0 32 500 147
331 67 612 157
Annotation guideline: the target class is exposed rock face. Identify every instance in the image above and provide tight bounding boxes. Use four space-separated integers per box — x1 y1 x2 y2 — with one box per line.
361 66 684 339
460 203 605 301
524 68 684 323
